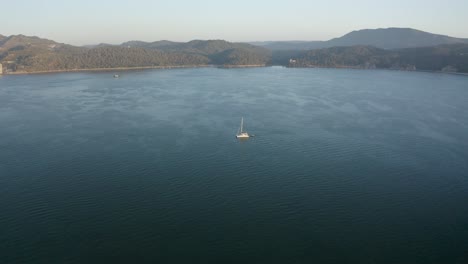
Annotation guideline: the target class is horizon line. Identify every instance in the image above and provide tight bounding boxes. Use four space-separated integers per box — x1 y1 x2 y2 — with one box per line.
1 27 467 47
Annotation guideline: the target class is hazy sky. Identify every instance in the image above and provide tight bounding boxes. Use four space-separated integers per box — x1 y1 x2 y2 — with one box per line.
2 0 468 45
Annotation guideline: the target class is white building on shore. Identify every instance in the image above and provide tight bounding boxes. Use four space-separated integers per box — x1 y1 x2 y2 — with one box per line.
0 63 3 74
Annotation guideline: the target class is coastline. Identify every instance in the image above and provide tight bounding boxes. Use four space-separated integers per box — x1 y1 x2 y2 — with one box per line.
5 65 211 75
3 64 272 75
287 65 468 76
217 64 266 68
3 64 467 76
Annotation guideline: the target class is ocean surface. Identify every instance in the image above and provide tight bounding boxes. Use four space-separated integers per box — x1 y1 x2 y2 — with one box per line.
1 67 467 263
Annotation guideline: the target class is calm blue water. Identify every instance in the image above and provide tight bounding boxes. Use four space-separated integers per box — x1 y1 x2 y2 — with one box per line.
1 67 468 263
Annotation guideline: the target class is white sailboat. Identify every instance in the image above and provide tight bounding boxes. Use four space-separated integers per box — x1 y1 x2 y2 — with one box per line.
236 117 250 139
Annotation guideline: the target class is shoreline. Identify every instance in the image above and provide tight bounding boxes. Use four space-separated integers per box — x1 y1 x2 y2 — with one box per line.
4 65 212 75
2 64 467 77
217 64 266 68
287 65 468 76
3 64 270 75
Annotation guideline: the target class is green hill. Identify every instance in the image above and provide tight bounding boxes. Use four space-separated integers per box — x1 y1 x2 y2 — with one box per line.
289 44 468 73
122 39 271 66
0 35 270 73
1 31 468 74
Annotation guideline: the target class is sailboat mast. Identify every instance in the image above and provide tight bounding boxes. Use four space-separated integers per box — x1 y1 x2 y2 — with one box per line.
240 117 244 133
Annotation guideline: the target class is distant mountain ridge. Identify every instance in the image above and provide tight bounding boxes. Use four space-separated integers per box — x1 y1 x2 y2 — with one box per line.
120 39 268 56
0 34 59 50
254 28 468 50
121 40 179 49
327 28 468 49
1 28 468 74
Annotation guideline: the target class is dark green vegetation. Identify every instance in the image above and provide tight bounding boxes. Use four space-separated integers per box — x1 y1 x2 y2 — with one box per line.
288 44 468 73
260 28 468 73
121 39 271 66
0 36 270 73
267 28 468 73
1 28 468 73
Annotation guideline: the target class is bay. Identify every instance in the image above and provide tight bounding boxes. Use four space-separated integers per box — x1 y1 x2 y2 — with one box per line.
1 67 468 263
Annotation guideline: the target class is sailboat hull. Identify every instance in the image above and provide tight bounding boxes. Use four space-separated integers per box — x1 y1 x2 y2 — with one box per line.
236 133 250 138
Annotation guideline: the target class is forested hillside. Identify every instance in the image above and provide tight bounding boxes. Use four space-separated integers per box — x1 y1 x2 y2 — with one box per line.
0 35 270 73
2 30 468 74
288 44 468 73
